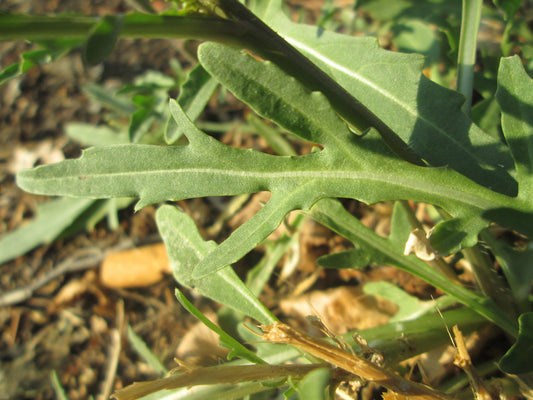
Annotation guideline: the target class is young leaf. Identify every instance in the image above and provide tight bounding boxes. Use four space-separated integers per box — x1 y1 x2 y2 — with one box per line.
84 15 123 65
156 205 276 325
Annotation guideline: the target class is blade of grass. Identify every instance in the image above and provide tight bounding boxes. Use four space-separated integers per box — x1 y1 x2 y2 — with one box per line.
126 325 168 376
457 0 483 116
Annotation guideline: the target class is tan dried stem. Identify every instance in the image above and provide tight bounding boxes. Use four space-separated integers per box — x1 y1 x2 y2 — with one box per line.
453 325 496 400
112 363 329 400
261 322 454 400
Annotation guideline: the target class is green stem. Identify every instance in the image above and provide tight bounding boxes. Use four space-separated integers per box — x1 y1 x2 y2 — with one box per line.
0 5 424 166
462 245 516 319
481 230 530 314
0 14 245 42
309 199 519 337
457 0 483 116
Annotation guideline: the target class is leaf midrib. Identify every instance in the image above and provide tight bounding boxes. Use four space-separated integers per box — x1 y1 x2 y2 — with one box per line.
24 166 499 210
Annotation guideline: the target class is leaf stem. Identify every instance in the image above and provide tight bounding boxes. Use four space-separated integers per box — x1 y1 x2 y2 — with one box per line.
462 244 516 317
436 206 517 318
457 0 483 116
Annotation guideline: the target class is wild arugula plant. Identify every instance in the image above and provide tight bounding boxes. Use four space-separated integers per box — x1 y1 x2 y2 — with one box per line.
3 0 533 398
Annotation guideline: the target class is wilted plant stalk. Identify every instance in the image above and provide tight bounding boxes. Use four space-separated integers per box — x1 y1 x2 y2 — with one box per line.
261 322 454 400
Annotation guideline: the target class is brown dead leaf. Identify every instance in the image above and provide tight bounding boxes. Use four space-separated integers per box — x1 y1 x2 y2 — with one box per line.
280 286 398 334
175 312 228 366
100 243 171 289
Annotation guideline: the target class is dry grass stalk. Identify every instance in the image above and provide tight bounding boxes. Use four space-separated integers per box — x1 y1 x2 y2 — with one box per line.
453 325 496 400
261 322 454 400
111 363 328 400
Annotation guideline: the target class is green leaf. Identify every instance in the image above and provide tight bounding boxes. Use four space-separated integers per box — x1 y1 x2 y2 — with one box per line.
156 205 276 325
80 197 133 231
497 56 533 193
175 288 266 364
471 97 502 139
166 64 218 144
82 83 136 116
84 15 123 65
308 199 518 336
50 370 68 400
259 1 516 195
363 281 455 322
0 197 94 264
296 368 330 400
198 42 343 147
356 307 486 364
391 19 443 66
126 325 168 376
364 281 427 321
483 234 533 313
129 106 155 143
429 218 467 255
65 123 129 146
192 185 322 279
0 39 83 86
17 45 527 280
493 0 521 20
355 0 461 22
486 56 533 238
500 312 533 374
318 248 372 269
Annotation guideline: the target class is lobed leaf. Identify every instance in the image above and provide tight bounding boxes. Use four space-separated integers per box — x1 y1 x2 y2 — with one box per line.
255 0 516 195
485 56 533 238
17 44 527 282
167 64 218 144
